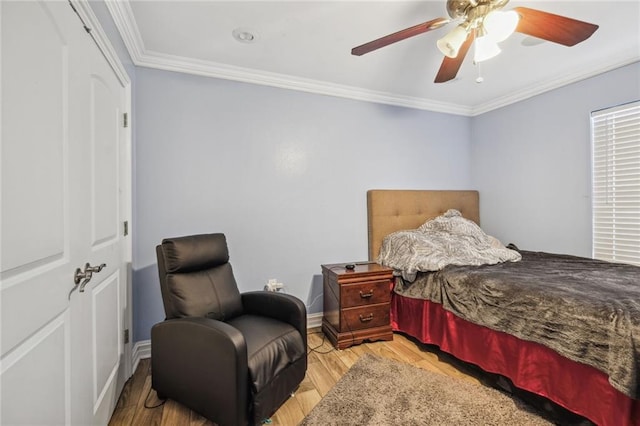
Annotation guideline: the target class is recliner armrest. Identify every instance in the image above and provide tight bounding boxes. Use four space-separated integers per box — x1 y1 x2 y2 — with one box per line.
151 317 249 426
241 291 307 352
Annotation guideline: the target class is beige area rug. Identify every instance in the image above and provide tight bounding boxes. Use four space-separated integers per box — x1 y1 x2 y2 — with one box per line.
299 353 551 425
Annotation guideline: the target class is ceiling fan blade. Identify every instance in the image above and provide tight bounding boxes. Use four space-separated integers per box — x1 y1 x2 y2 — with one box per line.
352 17 449 56
434 30 475 83
513 7 599 47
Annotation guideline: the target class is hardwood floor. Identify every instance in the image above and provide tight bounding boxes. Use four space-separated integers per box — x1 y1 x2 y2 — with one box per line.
108 330 588 426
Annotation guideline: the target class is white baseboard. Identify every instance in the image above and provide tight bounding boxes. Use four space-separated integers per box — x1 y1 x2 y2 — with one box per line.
130 314 324 371
307 312 323 329
132 339 151 374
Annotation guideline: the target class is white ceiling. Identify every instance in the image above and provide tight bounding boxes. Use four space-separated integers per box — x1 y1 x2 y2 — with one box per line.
107 1 640 116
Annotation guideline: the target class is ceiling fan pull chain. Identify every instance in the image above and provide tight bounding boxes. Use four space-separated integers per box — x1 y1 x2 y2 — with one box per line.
476 62 484 83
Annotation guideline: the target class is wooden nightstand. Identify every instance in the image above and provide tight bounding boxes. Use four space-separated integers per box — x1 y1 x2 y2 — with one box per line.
321 262 394 349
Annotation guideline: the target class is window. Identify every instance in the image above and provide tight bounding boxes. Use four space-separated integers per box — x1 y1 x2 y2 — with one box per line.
591 101 640 266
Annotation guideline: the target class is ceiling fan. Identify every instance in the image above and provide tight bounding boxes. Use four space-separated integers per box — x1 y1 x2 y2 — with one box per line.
351 0 599 83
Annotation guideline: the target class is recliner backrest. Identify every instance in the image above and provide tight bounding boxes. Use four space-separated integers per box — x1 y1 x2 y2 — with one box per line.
156 233 243 321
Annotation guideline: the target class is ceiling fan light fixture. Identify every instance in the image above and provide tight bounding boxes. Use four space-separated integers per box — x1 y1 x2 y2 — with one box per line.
474 35 501 63
437 24 468 58
351 0 599 83
483 10 520 42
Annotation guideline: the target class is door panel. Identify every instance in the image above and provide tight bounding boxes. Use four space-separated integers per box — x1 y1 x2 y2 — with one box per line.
0 312 70 425
1 1 67 275
90 74 120 247
70 25 127 424
91 272 121 410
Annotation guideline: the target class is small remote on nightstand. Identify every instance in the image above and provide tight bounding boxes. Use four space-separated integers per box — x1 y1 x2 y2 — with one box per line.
345 263 355 270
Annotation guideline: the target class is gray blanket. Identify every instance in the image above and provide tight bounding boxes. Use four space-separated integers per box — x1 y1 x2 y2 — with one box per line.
394 251 640 399
377 210 521 281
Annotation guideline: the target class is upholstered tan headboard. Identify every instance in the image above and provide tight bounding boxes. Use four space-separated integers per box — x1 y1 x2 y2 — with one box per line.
367 190 480 260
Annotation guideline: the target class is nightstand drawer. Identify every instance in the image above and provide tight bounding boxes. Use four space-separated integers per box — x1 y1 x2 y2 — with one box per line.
341 304 390 331
341 280 391 308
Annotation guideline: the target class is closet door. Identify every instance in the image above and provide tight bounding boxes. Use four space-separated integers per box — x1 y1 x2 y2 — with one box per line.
1 1 128 424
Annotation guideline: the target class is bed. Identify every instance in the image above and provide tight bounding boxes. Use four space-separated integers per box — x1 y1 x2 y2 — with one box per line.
367 189 640 426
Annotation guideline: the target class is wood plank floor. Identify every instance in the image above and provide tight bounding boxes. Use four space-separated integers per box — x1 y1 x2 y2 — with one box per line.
108 330 589 426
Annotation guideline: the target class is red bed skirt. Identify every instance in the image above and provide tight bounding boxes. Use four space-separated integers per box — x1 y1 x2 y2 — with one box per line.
391 292 640 426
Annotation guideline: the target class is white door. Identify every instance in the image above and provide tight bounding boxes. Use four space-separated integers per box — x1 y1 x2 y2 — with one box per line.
1 1 130 424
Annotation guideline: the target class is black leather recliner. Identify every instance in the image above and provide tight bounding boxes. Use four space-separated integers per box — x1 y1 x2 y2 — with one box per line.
151 233 307 426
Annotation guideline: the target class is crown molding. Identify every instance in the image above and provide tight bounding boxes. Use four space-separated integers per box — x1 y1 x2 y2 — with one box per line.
470 55 640 116
106 1 639 118
136 49 474 116
104 0 146 64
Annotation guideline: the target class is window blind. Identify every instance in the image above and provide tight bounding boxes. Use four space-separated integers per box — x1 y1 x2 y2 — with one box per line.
591 101 640 266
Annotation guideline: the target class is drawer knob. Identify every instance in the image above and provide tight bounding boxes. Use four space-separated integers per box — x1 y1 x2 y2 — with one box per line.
359 313 374 322
359 290 374 298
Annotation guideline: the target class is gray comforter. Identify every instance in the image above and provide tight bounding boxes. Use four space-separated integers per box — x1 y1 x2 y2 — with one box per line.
394 251 640 399
377 210 521 281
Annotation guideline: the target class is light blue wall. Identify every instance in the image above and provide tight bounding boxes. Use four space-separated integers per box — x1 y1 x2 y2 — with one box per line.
132 67 472 341
470 62 640 257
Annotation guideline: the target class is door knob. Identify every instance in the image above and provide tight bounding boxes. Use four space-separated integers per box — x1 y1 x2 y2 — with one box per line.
69 262 107 299
79 263 107 292
85 263 106 274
